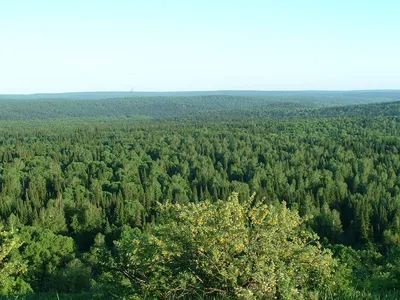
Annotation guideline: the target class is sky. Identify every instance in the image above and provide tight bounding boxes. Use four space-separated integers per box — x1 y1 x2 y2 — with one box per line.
0 0 399 93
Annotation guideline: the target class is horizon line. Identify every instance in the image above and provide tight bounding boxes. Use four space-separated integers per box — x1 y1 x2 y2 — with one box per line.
1 88 400 96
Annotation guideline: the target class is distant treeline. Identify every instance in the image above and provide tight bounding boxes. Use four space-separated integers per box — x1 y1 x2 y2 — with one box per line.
1 89 399 100
0 91 400 121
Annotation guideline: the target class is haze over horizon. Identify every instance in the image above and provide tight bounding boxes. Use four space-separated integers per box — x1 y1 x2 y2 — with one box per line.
1 0 399 94
2 89 400 97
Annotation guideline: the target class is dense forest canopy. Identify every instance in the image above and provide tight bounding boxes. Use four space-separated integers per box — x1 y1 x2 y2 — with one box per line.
1 92 400 298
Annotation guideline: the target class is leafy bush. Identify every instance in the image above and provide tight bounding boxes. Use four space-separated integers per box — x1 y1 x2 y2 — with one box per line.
105 193 337 298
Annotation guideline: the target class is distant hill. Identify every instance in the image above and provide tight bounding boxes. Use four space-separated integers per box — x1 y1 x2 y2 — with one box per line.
0 91 399 121
1 90 399 101
195 100 400 122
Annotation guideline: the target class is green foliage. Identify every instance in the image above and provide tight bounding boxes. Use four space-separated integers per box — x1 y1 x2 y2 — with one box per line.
0 227 32 295
0 94 400 297
106 193 337 299
19 227 89 293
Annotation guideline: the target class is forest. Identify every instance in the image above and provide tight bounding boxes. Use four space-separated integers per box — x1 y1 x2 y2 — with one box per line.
1 91 400 298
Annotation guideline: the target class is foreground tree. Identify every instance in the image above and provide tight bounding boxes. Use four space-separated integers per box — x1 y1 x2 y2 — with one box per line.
104 193 337 299
0 227 31 295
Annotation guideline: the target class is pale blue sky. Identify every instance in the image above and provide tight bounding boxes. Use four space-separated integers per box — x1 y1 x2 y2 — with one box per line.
0 0 399 93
